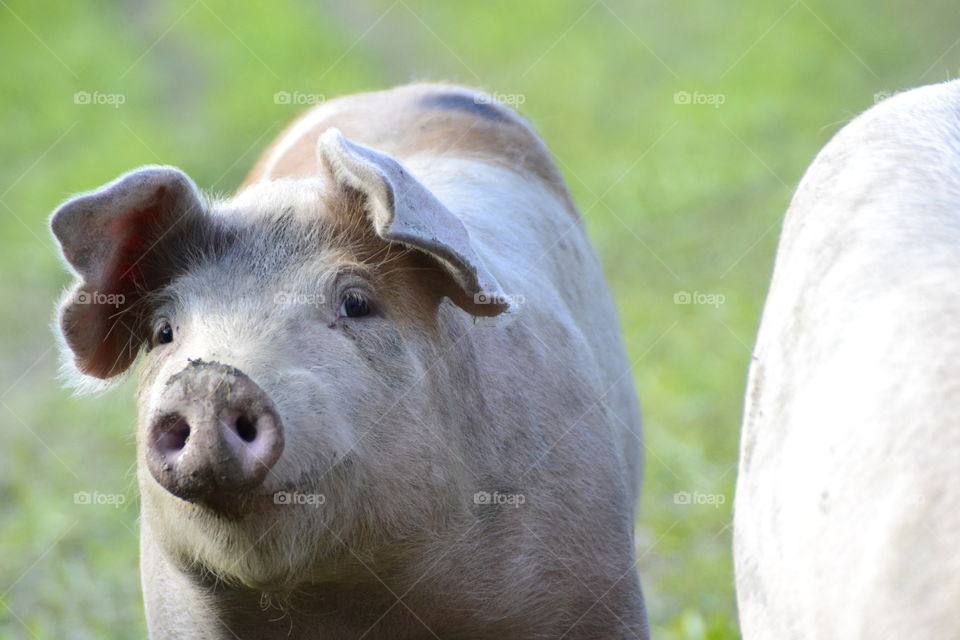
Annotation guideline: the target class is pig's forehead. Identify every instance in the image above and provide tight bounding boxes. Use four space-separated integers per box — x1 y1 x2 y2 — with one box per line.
159 180 355 297
162 220 346 307
213 178 334 225
205 177 347 264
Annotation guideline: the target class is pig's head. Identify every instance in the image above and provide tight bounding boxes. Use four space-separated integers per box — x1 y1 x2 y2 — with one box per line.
51 129 515 589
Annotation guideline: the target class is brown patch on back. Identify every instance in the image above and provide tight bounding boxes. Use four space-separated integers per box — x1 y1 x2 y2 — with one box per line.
241 84 576 214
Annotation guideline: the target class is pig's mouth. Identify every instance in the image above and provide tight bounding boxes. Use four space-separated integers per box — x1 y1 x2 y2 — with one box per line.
185 489 280 520
167 474 329 522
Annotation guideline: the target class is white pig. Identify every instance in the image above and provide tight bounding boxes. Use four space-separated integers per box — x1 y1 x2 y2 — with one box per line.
735 79 960 639
51 84 647 639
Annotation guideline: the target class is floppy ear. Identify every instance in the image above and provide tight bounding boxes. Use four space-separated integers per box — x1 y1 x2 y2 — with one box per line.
316 128 515 317
50 166 206 380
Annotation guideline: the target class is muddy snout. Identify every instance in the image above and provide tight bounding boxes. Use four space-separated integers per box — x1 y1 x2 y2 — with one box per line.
146 360 284 510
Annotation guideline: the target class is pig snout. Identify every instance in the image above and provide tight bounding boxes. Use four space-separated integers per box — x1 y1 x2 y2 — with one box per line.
146 360 284 510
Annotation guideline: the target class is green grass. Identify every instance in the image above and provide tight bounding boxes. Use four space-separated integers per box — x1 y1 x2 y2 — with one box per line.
1 1 957 637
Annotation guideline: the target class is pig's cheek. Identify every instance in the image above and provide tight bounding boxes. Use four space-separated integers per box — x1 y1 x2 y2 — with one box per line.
308 377 365 445
297 412 355 461
263 374 354 476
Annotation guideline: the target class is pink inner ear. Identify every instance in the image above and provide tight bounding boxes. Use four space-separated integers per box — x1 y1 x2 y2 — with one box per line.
85 202 164 377
107 200 164 290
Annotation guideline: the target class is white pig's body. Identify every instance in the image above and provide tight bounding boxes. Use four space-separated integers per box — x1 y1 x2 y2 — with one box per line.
735 80 960 639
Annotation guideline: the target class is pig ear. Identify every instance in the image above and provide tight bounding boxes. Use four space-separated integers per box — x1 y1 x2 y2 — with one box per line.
50 166 205 381
316 128 516 317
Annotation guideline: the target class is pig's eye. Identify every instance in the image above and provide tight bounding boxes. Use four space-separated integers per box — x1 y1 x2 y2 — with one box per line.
339 292 370 318
154 321 175 345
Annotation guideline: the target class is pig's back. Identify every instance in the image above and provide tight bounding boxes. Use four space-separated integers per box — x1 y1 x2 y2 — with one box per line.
243 83 575 212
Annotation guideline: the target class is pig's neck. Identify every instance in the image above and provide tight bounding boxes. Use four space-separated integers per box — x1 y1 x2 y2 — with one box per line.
196 577 444 639
141 522 502 640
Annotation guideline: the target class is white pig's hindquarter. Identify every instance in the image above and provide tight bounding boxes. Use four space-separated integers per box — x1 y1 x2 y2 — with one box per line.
735 79 960 640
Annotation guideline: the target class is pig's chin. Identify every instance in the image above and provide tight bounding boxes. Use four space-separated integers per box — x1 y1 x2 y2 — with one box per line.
145 482 328 590
177 505 322 591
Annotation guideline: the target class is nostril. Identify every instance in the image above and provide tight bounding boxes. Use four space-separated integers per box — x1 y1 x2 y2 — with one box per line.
234 414 258 443
156 416 190 456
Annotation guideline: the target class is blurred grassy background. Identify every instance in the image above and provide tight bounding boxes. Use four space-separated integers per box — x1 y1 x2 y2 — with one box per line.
1 1 958 638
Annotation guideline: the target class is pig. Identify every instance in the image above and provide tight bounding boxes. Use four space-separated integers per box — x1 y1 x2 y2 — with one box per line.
735 79 960 639
51 84 647 639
